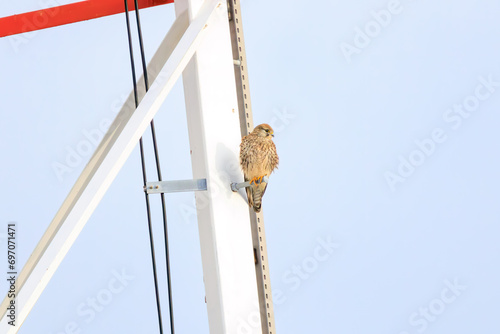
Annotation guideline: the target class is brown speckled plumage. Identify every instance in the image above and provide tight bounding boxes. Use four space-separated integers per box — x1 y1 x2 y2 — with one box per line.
240 124 279 212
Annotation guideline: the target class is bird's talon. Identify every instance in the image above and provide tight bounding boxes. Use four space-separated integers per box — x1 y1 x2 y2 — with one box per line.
251 175 265 184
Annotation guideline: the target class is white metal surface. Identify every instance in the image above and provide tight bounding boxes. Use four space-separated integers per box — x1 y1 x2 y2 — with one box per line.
0 1 221 331
174 0 262 333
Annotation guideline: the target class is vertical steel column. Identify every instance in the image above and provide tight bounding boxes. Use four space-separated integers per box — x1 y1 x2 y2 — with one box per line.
0 2 219 332
228 1 277 333
174 0 262 333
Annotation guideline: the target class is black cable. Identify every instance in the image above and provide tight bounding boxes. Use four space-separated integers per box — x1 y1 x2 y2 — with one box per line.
132 0 150 89
124 1 164 333
132 2 176 333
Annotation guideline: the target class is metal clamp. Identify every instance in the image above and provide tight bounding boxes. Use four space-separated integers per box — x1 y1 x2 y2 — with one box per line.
145 178 207 194
230 176 269 192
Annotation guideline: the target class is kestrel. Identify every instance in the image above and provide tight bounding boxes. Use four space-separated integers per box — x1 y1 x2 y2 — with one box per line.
240 123 279 212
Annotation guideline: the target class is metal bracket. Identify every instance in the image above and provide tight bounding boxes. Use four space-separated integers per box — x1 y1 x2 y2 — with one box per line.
145 178 207 194
230 176 269 192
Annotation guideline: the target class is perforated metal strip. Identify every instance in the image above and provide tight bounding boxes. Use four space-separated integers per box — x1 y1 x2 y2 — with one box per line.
228 1 277 333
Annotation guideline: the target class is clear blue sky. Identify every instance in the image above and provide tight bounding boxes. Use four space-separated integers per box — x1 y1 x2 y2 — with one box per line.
1 0 500 333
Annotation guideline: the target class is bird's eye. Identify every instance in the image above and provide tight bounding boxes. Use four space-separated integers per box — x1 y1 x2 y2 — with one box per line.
265 129 269 132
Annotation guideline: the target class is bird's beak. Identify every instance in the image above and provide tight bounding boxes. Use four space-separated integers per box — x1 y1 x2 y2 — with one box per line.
271 133 274 137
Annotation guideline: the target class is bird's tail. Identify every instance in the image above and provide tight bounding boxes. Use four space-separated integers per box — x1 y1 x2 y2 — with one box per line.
247 181 267 213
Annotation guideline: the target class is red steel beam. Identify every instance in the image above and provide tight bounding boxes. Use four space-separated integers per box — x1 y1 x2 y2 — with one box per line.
0 0 174 38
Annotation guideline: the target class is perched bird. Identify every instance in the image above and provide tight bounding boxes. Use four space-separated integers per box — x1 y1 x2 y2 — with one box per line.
240 123 279 212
